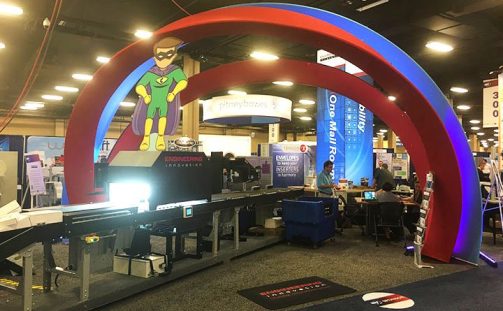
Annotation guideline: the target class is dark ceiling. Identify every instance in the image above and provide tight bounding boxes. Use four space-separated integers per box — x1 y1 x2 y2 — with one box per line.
0 0 502 142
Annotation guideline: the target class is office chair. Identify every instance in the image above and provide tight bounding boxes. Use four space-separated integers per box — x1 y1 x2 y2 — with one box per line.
374 202 405 247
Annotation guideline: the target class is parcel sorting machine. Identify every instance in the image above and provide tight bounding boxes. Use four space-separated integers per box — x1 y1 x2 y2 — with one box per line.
0 150 303 311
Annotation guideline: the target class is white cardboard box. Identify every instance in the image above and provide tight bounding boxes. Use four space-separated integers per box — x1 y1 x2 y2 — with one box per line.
265 217 282 229
113 255 165 278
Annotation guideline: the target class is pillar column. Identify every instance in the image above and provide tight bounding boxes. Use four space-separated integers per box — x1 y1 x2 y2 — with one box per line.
268 124 280 143
377 134 384 149
55 119 65 136
387 131 397 151
469 134 478 152
182 55 200 139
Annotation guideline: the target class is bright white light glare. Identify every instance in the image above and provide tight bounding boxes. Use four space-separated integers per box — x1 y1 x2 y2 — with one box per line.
425 41 453 53
20 105 38 110
488 138 495 142
134 29 153 39
299 99 315 105
41 94 63 101
273 81 293 87
228 90 247 96
198 99 205 104
388 95 396 101
477 132 485 136
471 127 480 130
109 182 151 204
120 101 136 107
293 107 307 113
24 101 44 109
377 132 384 136
379 129 388 133
457 105 471 111
72 73 93 81
494 133 499 137
299 116 312 121
0 42 5 49
55 85 79 93
450 86 468 93
0 4 23 16
469 120 481 124
250 51 279 61
96 56 111 64
356 0 389 12
495 129 499 133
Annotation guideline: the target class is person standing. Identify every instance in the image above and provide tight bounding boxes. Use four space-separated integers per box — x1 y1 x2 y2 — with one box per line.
373 163 395 190
317 160 339 197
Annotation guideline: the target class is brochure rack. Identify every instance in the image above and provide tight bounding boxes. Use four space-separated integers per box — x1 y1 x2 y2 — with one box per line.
413 172 434 269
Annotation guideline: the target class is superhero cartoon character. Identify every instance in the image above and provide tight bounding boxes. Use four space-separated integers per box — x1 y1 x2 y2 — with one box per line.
134 37 188 151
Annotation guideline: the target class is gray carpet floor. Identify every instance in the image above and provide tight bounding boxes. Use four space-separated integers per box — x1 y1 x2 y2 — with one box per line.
101 228 492 311
1 229 501 311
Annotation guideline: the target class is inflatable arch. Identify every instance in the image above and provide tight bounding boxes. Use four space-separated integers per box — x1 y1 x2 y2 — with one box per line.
64 4 481 264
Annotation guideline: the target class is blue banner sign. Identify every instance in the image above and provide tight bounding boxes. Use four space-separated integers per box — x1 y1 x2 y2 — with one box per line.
316 84 374 185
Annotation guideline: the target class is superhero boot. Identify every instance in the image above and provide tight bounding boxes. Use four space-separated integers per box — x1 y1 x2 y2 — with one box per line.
155 117 167 151
140 118 153 151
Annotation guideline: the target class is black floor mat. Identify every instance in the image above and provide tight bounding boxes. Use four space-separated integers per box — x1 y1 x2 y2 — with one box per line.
302 264 501 310
238 276 356 310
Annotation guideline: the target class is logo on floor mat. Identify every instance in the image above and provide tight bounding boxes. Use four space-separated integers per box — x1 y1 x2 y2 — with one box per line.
363 292 414 309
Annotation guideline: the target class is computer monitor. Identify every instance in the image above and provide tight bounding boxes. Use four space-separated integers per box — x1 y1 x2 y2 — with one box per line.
363 191 376 201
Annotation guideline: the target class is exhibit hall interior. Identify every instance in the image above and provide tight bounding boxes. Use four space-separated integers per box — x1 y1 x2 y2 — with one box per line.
0 1 502 310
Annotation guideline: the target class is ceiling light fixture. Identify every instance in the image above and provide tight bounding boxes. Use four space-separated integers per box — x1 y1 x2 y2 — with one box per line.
379 129 388 133
72 73 93 81
120 101 136 107
293 108 307 113
494 133 499 137
273 81 293 87
477 132 485 136
96 56 111 64
0 3 23 16
469 120 481 124
470 127 480 131
450 86 468 93
55 85 79 93
228 90 247 96
488 138 495 142
24 101 44 109
20 105 38 110
356 0 389 12
299 116 312 121
41 94 63 101
456 105 471 111
299 99 315 105
250 51 279 61
134 29 153 39
387 95 396 101
425 41 453 53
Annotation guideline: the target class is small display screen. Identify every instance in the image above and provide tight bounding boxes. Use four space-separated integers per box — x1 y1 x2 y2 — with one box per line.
363 191 376 200
183 206 193 218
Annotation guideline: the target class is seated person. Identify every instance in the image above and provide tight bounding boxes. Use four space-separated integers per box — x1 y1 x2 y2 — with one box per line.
376 182 400 203
376 182 401 239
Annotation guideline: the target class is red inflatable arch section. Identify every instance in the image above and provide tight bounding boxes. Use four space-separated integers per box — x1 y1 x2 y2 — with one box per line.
65 6 478 263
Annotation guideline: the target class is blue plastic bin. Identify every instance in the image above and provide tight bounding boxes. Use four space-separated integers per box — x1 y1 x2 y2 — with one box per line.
282 199 336 246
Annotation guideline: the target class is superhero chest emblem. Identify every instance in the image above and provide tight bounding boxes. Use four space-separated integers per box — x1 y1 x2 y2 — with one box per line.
156 76 169 85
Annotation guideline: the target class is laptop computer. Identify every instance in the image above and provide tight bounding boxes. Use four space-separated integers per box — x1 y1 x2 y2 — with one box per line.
363 191 377 201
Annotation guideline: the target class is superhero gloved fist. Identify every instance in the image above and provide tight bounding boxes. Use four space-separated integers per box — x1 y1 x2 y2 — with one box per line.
143 94 152 104
167 92 175 102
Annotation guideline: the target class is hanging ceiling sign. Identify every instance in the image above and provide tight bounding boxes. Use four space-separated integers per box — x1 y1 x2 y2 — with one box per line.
483 78 498 128
203 94 292 124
